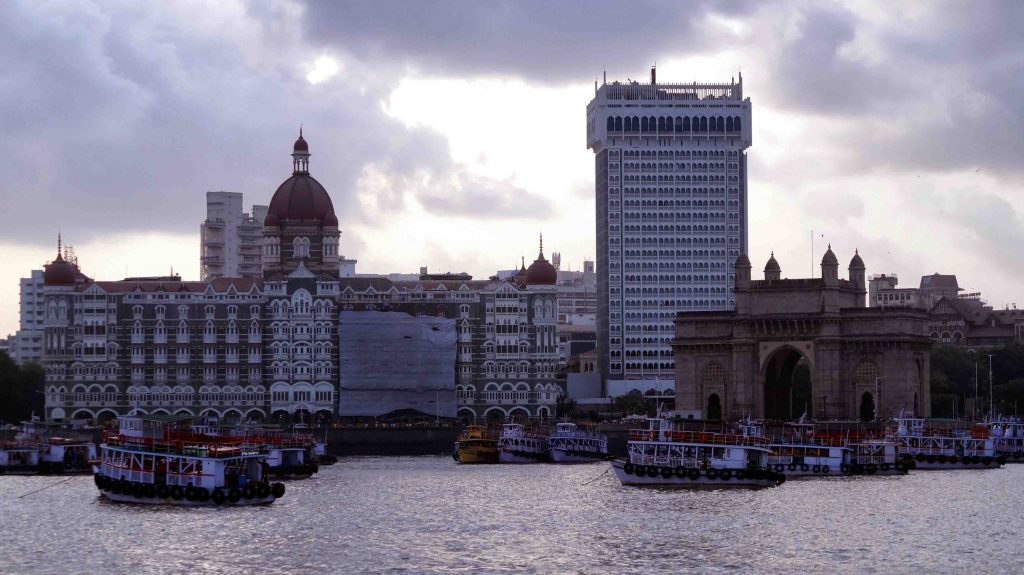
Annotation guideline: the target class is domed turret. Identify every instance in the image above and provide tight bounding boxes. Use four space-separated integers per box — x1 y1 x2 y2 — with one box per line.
764 252 781 281
821 245 839 267
264 128 338 227
43 235 78 286
525 234 557 285
849 250 865 270
734 253 752 288
821 244 839 285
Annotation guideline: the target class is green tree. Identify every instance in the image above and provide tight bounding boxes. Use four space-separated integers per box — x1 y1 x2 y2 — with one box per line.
0 351 41 424
614 390 651 416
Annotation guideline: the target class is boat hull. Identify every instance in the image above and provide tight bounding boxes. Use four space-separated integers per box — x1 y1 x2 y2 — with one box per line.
549 448 605 463
611 460 783 488
499 448 547 464
453 447 498 464
906 459 1004 470
99 490 276 506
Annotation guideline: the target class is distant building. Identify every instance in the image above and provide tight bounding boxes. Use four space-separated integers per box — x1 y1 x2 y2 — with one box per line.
674 248 932 420
926 296 1024 348
200 191 268 280
869 273 963 309
587 68 753 396
13 269 46 364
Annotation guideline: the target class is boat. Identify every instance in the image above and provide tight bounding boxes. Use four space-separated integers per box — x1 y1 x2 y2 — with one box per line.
200 422 320 480
94 415 285 506
740 420 850 478
611 417 785 487
0 441 39 475
845 438 910 475
895 416 1005 470
547 422 608 463
988 419 1024 463
498 423 549 464
18 420 97 474
452 425 498 464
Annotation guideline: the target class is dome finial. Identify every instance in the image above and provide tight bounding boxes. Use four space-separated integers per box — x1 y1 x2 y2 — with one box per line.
539 233 544 257
57 232 62 257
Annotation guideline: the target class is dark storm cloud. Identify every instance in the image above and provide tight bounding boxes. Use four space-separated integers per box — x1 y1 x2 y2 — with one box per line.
757 3 1024 174
299 0 753 83
0 1 551 248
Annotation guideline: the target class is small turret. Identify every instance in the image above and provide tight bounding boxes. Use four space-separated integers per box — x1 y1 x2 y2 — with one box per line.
821 244 839 286
734 253 751 289
764 252 781 281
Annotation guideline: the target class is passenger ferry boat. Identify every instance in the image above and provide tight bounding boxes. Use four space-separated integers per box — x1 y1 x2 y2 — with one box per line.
198 422 320 480
94 415 285 506
611 418 784 487
547 422 608 463
18 420 97 474
895 416 1004 470
988 420 1024 463
452 425 498 464
845 439 910 475
740 420 849 478
498 423 549 464
0 441 39 474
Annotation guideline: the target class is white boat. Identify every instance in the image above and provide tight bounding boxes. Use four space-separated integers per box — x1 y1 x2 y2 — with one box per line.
611 418 784 487
988 420 1024 463
740 420 849 478
94 415 285 506
498 423 549 463
895 417 1004 470
0 442 39 474
548 422 608 463
845 439 910 475
18 420 97 474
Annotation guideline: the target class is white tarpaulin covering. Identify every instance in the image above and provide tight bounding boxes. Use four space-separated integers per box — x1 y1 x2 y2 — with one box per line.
338 311 457 417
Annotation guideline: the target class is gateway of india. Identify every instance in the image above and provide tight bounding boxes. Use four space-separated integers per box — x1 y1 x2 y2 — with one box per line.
673 247 932 421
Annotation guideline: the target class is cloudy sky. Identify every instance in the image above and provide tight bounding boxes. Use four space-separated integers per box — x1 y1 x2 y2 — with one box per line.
2 0 1023 335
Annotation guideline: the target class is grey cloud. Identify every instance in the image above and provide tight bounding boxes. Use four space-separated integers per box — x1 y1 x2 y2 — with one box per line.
0 0 545 250
418 171 551 219
299 0 753 83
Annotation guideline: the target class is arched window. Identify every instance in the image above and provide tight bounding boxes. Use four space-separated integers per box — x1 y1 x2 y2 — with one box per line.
614 116 622 131
683 117 691 131
702 362 726 387
734 117 741 132
607 117 615 131
641 117 649 132
856 360 879 388
726 117 734 132
700 117 708 132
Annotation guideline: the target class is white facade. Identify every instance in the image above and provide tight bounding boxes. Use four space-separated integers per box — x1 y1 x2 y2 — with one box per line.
586 70 752 391
200 191 267 280
13 270 45 364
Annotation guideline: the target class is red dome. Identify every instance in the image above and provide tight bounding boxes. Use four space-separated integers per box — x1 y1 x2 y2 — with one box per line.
526 254 557 285
293 133 308 152
44 254 77 286
265 173 337 226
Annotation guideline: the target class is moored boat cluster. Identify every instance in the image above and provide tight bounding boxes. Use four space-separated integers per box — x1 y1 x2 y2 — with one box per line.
452 422 609 464
452 414 1019 489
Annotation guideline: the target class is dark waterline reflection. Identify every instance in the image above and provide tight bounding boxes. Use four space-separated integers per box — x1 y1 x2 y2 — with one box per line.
2 457 1023 574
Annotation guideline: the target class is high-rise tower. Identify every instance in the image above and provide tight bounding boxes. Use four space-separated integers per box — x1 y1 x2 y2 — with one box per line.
586 68 752 392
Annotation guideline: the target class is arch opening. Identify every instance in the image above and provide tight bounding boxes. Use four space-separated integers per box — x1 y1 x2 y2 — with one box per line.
860 392 876 422
706 393 722 420
764 349 811 419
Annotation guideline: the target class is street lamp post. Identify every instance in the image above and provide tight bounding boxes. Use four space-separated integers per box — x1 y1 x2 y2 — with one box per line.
874 377 884 421
987 353 995 418
968 349 979 419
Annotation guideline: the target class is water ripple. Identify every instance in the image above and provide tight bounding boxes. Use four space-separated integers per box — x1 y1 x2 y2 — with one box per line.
2 459 1023 574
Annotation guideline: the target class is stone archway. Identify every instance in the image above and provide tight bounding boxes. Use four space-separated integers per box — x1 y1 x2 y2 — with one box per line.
706 394 722 420
763 347 811 420
860 392 875 422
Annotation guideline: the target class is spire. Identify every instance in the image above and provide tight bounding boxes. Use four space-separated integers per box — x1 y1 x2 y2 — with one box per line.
57 233 62 257
539 233 545 257
292 127 310 174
